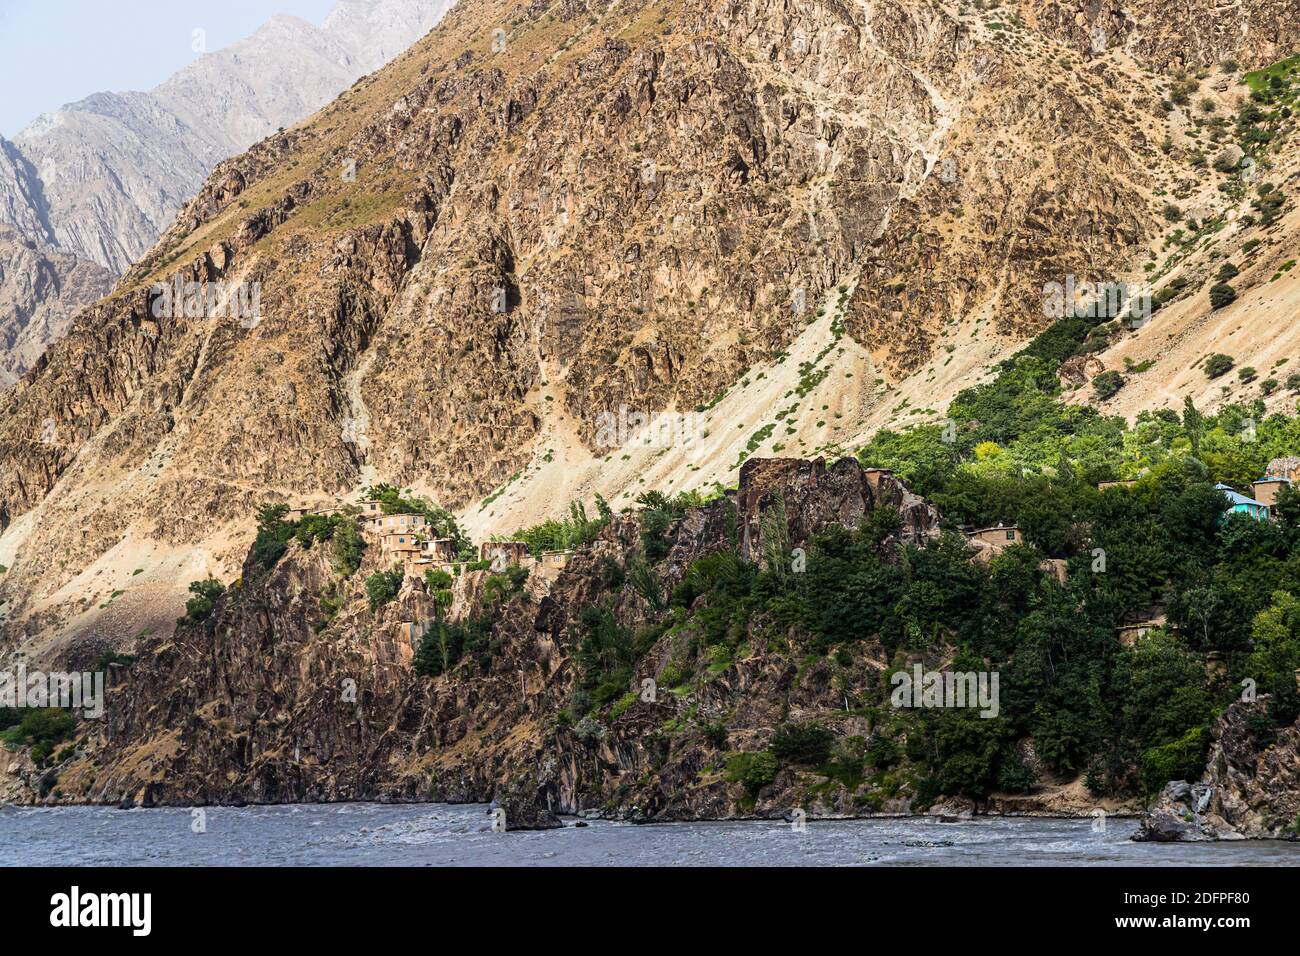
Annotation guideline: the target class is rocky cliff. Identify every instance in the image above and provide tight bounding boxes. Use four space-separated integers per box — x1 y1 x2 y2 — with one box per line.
2 458 965 822
1135 699 1300 841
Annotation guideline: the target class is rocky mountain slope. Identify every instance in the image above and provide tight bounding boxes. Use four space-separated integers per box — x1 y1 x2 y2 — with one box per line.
0 226 113 387
0 0 455 382
0 0 1297 676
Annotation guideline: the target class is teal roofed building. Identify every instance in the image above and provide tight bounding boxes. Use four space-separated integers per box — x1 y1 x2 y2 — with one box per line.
1215 483 1268 521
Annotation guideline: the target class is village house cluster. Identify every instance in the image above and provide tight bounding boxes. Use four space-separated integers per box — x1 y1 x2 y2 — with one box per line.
339 499 574 575
961 457 1300 650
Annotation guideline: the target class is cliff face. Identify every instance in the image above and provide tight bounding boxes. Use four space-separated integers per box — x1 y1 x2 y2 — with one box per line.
5 0 1290 656
0 226 113 385
1136 700 1300 841
0 0 454 381
6 458 954 822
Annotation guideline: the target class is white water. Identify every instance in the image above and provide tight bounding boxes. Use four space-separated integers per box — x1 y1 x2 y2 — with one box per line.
1 804 1296 866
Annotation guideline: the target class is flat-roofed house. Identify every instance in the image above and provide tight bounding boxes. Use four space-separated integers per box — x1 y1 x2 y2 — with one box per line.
968 525 1023 549
540 549 573 570
1251 476 1291 516
1097 479 1138 491
1117 608 1168 646
368 512 428 535
1118 619 1164 646
380 531 423 560
421 538 457 563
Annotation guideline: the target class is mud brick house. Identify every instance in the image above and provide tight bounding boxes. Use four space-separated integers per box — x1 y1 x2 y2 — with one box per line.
420 538 457 563
367 512 428 535
1251 476 1292 517
379 531 423 560
968 525 1023 549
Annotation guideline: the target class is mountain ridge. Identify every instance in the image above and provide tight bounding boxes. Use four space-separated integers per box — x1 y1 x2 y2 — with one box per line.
0 0 455 382
1 0 1297 660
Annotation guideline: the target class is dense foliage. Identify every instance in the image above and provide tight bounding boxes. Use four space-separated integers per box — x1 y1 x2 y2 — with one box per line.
250 503 368 575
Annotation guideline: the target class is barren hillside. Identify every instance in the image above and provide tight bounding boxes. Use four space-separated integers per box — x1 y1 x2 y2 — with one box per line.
0 0 1296 660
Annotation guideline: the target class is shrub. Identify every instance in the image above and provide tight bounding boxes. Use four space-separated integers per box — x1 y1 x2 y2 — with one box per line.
1204 353 1235 378
331 520 366 576
424 569 453 591
250 504 296 570
178 577 225 625
1237 366 1257 384
1162 203 1182 221
364 567 404 611
91 651 134 671
865 734 900 769
16 709 76 757
1209 283 1237 309
1139 726 1210 794
1287 373 1300 392
1216 262 1240 282
724 751 779 792
770 722 834 766
1092 370 1126 401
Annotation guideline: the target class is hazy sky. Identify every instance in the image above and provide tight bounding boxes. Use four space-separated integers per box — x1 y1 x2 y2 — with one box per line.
0 0 338 136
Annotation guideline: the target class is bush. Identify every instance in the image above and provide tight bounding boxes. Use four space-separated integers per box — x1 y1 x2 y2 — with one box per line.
424 569 453 591
331 520 366 576
1092 370 1126 401
865 734 900 769
91 650 134 671
1204 353 1235 378
724 751 778 792
16 709 76 759
250 504 295 570
1237 366 1257 384
770 722 834 766
1216 262 1240 282
364 567 404 611
1209 283 1237 309
178 578 225 625
1139 726 1210 794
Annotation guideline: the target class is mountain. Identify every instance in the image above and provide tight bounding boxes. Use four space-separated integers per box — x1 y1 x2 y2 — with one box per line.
0 226 114 387
3 0 1296 646
0 0 1298 826
0 0 455 382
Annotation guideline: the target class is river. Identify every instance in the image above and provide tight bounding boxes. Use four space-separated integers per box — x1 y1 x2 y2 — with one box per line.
2 804 1297 866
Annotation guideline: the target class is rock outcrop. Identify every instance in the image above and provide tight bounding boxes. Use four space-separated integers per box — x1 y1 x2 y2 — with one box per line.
3 459 952 825
1135 699 1300 842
